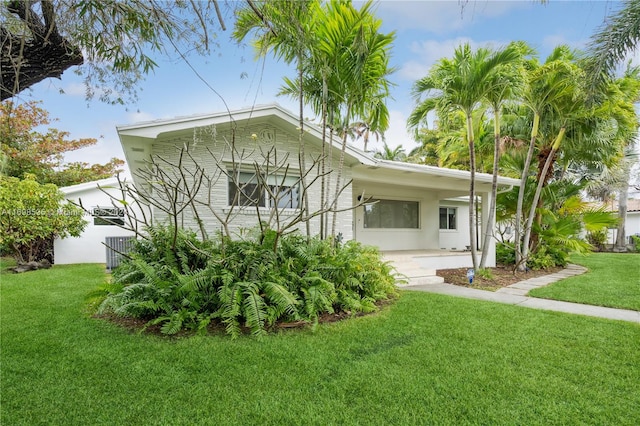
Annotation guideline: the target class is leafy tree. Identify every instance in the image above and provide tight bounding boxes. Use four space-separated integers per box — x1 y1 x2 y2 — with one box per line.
1 100 123 186
0 174 87 262
237 0 394 240
374 143 406 161
408 43 520 270
1 0 227 103
585 0 640 96
406 128 441 166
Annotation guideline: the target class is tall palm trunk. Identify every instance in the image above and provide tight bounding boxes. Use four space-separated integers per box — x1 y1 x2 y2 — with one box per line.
466 112 478 270
614 169 630 251
331 104 352 240
319 80 327 239
479 108 501 268
296 55 311 239
515 112 540 271
521 126 566 264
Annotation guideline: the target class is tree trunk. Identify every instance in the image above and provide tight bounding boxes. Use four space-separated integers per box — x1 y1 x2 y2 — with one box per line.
521 127 566 265
614 180 629 252
466 113 478 270
479 110 500 268
296 55 311 239
515 113 540 271
1 2 84 100
331 105 351 240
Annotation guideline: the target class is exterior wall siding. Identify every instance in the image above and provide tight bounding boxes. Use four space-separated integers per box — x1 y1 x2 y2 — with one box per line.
150 123 353 240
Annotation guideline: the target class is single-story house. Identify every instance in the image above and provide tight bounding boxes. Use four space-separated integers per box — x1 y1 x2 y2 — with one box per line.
54 177 136 266
113 104 519 270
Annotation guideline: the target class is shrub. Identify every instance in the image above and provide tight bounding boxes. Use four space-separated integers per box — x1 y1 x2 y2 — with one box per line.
496 242 516 266
631 235 640 253
98 225 398 337
0 175 87 262
586 228 608 252
528 245 569 270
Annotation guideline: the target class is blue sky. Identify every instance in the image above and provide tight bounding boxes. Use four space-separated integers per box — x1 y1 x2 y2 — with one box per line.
12 0 632 171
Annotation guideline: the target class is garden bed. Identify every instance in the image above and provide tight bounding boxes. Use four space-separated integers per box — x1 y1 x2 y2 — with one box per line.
436 265 564 291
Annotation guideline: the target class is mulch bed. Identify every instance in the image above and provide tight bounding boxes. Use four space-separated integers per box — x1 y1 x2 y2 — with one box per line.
436 265 564 291
94 298 397 337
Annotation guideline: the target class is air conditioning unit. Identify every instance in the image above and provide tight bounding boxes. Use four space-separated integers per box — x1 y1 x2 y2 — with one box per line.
105 236 135 270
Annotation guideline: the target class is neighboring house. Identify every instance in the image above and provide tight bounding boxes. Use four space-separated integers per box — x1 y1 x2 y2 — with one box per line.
605 198 640 245
54 178 136 265
116 104 519 269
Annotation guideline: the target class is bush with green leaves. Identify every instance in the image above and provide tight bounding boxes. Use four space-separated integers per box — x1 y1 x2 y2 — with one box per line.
496 242 516 266
98 225 398 337
0 175 87 262
586 228 608 252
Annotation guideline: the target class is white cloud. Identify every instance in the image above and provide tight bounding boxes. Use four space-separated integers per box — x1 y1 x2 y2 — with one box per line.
398 37 506 81
375 0 527 33
61 82 86 97
371 109 418 154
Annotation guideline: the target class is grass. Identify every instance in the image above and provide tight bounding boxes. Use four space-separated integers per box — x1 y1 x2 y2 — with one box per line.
1 264 639 425
529 252 640 311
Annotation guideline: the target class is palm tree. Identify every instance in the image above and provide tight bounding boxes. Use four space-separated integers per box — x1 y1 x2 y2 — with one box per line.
512 46 580 270
274 1 393 240
478 42 526 268
374 143 406 161
408 43 520 270
585 0 640 96
234 0 317 238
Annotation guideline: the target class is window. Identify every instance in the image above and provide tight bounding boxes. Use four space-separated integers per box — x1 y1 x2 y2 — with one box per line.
93 207 125 226
439 207 457 230
228 171 300 209
363 199 419 229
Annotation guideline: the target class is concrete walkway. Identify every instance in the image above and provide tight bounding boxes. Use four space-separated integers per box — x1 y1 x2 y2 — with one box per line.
400 264 640 324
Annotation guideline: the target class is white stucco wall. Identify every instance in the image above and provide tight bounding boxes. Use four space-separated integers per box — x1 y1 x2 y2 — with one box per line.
54 180 136 265
607 211 640 245
351 182 440 251
438 200 471 251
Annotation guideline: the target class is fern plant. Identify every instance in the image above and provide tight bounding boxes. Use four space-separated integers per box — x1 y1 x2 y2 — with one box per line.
98 224 398 337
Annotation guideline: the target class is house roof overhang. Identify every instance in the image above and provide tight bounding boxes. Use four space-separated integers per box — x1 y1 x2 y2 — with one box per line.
59 177 121 196
353 159 520 197
117 104 520 197
117 104 374 187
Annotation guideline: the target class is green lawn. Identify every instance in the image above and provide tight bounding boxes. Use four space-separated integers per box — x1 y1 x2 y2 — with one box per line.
1 264 639 425
529 252 640 311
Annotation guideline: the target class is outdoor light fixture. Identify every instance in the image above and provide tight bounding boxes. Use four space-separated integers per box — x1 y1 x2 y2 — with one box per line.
467 269 475 284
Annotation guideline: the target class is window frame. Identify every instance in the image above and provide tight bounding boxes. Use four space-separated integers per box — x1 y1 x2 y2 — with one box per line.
92 206 125 226
363 198 420 229
227 170 300 210
439 206 457 231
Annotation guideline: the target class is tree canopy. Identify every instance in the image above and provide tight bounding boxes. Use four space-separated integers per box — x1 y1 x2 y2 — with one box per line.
1 100 124 186
1 0 227 103
0 174 87 262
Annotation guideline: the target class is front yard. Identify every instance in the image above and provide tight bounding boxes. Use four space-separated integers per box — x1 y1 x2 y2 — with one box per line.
1 262 638 425
528 253 640 311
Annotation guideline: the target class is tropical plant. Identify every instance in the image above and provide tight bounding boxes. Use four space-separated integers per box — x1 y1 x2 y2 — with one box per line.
584 0 640 96
408 42 520 270
374 143 406 161
98 224 398 337
270 0 395 239
234 0 317 238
